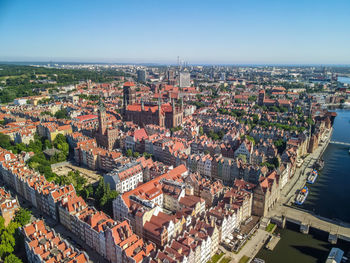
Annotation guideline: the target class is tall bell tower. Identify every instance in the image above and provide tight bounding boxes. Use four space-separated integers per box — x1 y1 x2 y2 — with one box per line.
98 98 107 135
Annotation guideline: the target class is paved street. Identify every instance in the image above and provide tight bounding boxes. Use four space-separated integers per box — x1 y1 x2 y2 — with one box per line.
219 229 270 263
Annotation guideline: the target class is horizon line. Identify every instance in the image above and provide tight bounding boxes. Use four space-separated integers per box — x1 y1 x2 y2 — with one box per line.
1 60 350 67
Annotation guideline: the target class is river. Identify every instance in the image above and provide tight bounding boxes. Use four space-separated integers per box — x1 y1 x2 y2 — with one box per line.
256 223 350 263
301 109 350 222
256 110 350 262
338 76 350 84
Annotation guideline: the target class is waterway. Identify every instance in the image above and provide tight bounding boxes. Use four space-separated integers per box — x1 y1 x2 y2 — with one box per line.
256 110 350 262
256 223 350 263
338 76 350 84
301 109 350 223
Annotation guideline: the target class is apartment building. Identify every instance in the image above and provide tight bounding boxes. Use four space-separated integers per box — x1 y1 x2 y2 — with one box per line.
104 161 143 193
22 220 89 263
0 187 19 226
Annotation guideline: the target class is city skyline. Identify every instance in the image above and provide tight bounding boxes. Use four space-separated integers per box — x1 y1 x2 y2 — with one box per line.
1 0 350 64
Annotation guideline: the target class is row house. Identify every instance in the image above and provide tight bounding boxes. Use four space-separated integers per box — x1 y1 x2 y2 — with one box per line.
0 147 154 263
37 122 72 141
184 173 225 207
187 153 212 178
0 148 74 221
143 211 181 249
74 139 125 172
113 165 188 237
22 219 89 263
0 187 19 226
208 206 237 242
14 128 36 144
234 139 254 163
124 128 148 153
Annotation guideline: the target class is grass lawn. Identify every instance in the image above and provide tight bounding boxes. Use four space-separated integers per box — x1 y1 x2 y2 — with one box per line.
208 252 224 263
266 223 276 233
220 257 232 263
239 255 250 263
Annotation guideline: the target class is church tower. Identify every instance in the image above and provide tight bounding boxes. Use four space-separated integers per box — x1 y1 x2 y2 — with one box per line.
123 82 136 114
98 99 107 135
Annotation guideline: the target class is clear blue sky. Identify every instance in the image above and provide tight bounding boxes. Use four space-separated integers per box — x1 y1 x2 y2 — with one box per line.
0 0 349 64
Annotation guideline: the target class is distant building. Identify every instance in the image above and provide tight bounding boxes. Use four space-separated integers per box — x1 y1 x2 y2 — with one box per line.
125 100 184 129
13 98 27 105
179 72 190 88
124 81 184 129
137 69 147 83
258 90 265 106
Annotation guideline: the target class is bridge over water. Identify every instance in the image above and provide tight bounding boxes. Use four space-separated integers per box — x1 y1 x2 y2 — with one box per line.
330 140 350 146
271 205 350 244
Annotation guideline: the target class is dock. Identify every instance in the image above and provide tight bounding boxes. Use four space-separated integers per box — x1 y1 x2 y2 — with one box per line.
266 235 280 251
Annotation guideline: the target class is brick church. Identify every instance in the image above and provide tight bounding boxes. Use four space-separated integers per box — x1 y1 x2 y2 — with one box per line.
123 82 184 128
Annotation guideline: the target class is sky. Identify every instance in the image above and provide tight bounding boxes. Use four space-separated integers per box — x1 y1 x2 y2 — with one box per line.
0 0 349 64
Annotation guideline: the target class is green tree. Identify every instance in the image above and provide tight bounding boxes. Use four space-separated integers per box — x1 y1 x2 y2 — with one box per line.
54 108 70 119
274 139 286 154
133 151 140 158
126 149 132 157
199 127 204 136
14 208 31 226
4 254 22 263
272 157 280 168
0 217 4 233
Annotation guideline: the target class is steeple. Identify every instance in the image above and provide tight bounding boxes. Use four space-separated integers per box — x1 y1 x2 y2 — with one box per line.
141 97 145 111
98 98 107 135
98 97 105 112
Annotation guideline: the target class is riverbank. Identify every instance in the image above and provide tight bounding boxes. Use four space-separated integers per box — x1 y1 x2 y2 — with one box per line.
256 223 350 263
300 110 350 222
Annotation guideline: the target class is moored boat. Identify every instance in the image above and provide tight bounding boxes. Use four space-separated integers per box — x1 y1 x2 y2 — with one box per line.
295 186 309 205
307 169 318 184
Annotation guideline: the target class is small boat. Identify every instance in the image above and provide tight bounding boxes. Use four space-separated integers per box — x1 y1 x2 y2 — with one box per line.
295 186 309 205
307 169 318 184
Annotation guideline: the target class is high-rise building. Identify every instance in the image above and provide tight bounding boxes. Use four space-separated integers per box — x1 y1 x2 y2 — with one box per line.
137 69 147 83
179 72 191 88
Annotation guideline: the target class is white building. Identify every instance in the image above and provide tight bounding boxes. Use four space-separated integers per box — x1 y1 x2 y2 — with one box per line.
13 98 27 105
179 72 191 88
103 161 143 193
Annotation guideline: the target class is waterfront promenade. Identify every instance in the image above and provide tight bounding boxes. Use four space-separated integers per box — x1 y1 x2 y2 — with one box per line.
268 128 350 243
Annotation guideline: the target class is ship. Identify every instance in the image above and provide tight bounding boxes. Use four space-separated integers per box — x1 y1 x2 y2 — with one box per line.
295 186 309 205
307 169 318 184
